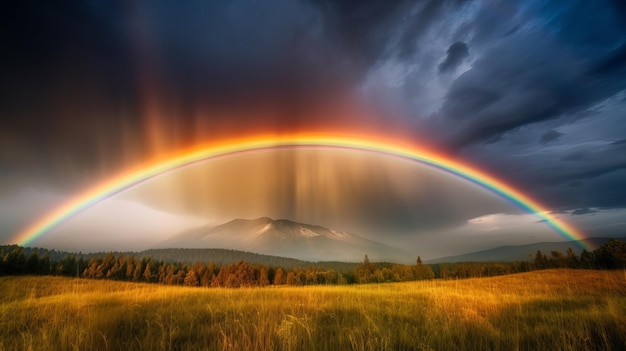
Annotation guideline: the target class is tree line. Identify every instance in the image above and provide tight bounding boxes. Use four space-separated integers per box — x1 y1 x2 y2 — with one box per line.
1 239 625 286
432 239 626 279
0 249 431 287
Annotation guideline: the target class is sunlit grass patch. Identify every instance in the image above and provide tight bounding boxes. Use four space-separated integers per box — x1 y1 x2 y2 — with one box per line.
1 270 625 350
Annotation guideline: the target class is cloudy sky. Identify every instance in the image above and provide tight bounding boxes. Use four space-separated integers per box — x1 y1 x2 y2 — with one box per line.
1 0 625 257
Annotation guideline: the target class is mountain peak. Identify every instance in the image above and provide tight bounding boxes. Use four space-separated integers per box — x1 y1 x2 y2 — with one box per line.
225 217 273 225
163 217 414 263
252 217 274 225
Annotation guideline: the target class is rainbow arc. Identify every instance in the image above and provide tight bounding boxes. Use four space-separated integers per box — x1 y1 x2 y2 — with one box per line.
12 135 590 250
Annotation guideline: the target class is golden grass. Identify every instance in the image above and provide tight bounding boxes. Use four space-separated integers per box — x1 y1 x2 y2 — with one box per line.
1 269 625 350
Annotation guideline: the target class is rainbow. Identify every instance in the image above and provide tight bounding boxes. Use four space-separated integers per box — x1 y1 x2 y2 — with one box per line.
12 134 590 250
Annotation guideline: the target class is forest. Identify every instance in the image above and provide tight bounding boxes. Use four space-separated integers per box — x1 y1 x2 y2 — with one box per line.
1 239 625 288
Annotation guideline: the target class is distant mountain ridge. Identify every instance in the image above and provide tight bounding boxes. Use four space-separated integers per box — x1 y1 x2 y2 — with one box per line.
426 237 624 263
137 249 359 272
161 217 415 263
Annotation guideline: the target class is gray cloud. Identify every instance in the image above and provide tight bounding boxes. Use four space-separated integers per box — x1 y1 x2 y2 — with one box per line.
425 0 626 151
612 139 626 146
540 130 563 144
572 208 596 215
438 42 469 73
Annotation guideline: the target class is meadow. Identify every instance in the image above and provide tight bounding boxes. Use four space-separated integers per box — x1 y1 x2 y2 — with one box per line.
1 269 625 350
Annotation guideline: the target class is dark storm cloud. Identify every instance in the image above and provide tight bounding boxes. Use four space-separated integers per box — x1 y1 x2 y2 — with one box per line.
438 42 469 73
411 0 626 215
311 0 467 75
540 130 563 145
439 36 626 148
435 1 626 149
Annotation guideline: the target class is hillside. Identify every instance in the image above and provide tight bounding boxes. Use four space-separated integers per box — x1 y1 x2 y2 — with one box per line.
136 248 359 272
426 237 624 263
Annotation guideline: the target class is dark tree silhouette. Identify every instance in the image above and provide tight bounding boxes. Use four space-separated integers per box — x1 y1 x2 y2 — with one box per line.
594 239 626 269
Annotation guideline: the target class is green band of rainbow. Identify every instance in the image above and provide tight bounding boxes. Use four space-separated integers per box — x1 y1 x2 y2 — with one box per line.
12 135 590 250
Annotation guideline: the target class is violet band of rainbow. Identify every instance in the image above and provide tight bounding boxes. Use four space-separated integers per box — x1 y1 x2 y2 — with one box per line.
11 135 590 250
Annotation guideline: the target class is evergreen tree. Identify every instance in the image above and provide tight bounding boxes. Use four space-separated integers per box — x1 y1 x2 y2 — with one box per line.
594 239 626 269
415 256 434 280
258 267 270 287
26 252 39 274
323 269 337 285
565 248 579 268
38 254 51 275
355 254 375 283
96 254 115 278
273 268 285 285
3 247 26 274
184 270 199 287
440 265 450 279
580 249 593 268
83 258 101 278
125 258 136 280
133 259 145 282
550 250 565 268
60 255 78 277
286 271 300 286
534 250 546 269
143 262 155 282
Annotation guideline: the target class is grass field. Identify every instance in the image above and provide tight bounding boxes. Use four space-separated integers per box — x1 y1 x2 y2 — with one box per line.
1 269 625 350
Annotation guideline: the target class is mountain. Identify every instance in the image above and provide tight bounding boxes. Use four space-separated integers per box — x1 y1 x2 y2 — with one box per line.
161 217 414 263
426 237 623 263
